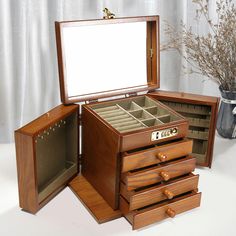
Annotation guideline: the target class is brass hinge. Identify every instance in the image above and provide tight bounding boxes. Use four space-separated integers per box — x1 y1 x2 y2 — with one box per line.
125 92 138 98
150 48 153 58
85 99 98 104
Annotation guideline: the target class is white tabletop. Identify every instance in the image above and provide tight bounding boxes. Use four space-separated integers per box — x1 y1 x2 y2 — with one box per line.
0 135 236 236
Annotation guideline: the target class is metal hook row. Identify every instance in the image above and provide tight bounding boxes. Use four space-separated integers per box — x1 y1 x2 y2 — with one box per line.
35 120 66 143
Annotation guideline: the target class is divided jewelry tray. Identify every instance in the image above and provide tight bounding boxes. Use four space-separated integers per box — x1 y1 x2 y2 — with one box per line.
91 96 181 133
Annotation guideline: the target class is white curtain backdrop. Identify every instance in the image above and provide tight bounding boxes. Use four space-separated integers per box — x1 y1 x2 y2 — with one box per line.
0 0 220 143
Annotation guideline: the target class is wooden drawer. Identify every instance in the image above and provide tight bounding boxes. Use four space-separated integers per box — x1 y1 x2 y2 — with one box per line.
120 191 201 230
122 139 193 172
121 156 196 190
120 173 199 210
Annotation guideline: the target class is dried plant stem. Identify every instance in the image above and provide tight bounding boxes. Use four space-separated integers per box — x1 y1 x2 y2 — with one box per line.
162 0 236 92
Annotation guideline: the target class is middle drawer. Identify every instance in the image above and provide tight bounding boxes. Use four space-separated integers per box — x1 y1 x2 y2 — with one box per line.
120 173 199 211
121 156 196 190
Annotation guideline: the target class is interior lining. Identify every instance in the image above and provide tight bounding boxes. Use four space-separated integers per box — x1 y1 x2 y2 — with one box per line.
36 112 78 202
160 100 211 165
91 96 181 133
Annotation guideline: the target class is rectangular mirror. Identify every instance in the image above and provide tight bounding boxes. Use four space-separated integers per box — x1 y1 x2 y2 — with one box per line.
55 17 159 104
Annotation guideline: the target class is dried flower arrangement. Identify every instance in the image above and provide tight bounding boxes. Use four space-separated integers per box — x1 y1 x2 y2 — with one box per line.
161 0 236 92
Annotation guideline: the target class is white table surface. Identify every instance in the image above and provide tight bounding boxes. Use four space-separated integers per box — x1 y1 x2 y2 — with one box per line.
0 135 236 236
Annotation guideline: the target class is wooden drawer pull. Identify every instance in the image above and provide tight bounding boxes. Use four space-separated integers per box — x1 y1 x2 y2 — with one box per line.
160 171 170 181
163 189 174 199
166 208 176 218
156 153 167 162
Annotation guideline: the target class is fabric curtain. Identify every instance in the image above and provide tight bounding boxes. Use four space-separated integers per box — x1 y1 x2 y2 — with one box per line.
0 0 220 143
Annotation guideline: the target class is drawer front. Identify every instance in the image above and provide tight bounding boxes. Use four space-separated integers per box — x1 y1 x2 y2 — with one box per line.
120 192 201 230
122 139 193 173
122 156 196 190
121 121 189 152
120 173 199 210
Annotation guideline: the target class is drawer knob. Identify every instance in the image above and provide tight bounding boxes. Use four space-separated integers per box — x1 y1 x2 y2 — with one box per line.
156 153 167 162
163 189 174 199
160 171 170 181
166 208 176 218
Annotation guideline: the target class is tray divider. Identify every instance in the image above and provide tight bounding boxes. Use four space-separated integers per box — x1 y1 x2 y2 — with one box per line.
140 106 164 124
116 104 147 128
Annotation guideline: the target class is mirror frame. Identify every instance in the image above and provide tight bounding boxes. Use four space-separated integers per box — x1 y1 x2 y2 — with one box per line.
55 16 160 104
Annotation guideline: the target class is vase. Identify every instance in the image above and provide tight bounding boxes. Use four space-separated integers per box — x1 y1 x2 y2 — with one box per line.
216 86 236 139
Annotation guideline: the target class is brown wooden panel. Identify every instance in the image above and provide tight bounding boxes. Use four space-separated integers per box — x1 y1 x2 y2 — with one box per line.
122 138 193 172
120 173 199 210
122 156 196 190
121 121 188 152
69 175 122 223
148 90 219 167
15 104 79 214
120 191 201 230
17 104 79 136
15 132 38 213
148 90 219 105
82 105 121 209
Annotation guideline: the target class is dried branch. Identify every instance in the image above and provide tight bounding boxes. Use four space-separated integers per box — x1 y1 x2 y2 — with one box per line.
161 0 236 91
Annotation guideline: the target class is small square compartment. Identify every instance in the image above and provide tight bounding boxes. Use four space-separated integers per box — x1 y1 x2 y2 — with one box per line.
142 118 163 127
133 96 157 109
145 107 169 117
130 110 153 121
118 101 141 111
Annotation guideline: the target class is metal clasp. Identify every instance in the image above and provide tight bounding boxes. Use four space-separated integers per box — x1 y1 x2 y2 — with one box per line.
103 8 115 19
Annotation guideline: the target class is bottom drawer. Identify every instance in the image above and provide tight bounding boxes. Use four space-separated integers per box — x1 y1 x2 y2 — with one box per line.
120 191 201 230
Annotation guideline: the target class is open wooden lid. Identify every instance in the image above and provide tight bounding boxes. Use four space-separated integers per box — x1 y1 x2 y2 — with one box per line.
55 16 160 104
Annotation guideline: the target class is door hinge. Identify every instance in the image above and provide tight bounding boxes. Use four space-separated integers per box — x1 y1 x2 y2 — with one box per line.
78 114 82 126
125 92 138 98
78 154 83 165
150 48 153 58
85 99 99 104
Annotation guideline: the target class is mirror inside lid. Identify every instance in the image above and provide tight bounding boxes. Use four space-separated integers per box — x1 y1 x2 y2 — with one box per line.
55 16 160 104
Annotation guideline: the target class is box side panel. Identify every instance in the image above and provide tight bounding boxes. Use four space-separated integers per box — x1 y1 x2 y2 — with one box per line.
149 90 219 105
148 91 219 167
15 132 38 213
81 106 121 209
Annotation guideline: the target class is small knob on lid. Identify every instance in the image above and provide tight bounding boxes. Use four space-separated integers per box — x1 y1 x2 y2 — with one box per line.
160 171 170 181
163 189 174 199
166 208 176 218
156 153 167 162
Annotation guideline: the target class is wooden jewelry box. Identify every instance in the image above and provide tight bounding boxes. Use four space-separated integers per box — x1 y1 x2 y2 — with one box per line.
15 15 218 230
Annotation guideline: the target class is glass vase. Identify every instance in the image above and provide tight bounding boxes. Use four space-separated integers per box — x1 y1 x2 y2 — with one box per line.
216 86 236 139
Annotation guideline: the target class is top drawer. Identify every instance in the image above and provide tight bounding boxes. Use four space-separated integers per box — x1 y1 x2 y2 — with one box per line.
121 139 193 173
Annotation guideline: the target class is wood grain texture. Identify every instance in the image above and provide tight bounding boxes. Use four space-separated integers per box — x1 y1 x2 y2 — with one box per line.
15 104 79 214
120 191 201 230
122 138 193 172
120 173 199 210
16 104 79 136
122 156 196 190
69 175 122 223
121 120 188 152
15 132 38 213
148 90 219 167
148 90 219 105
82 105 121 209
